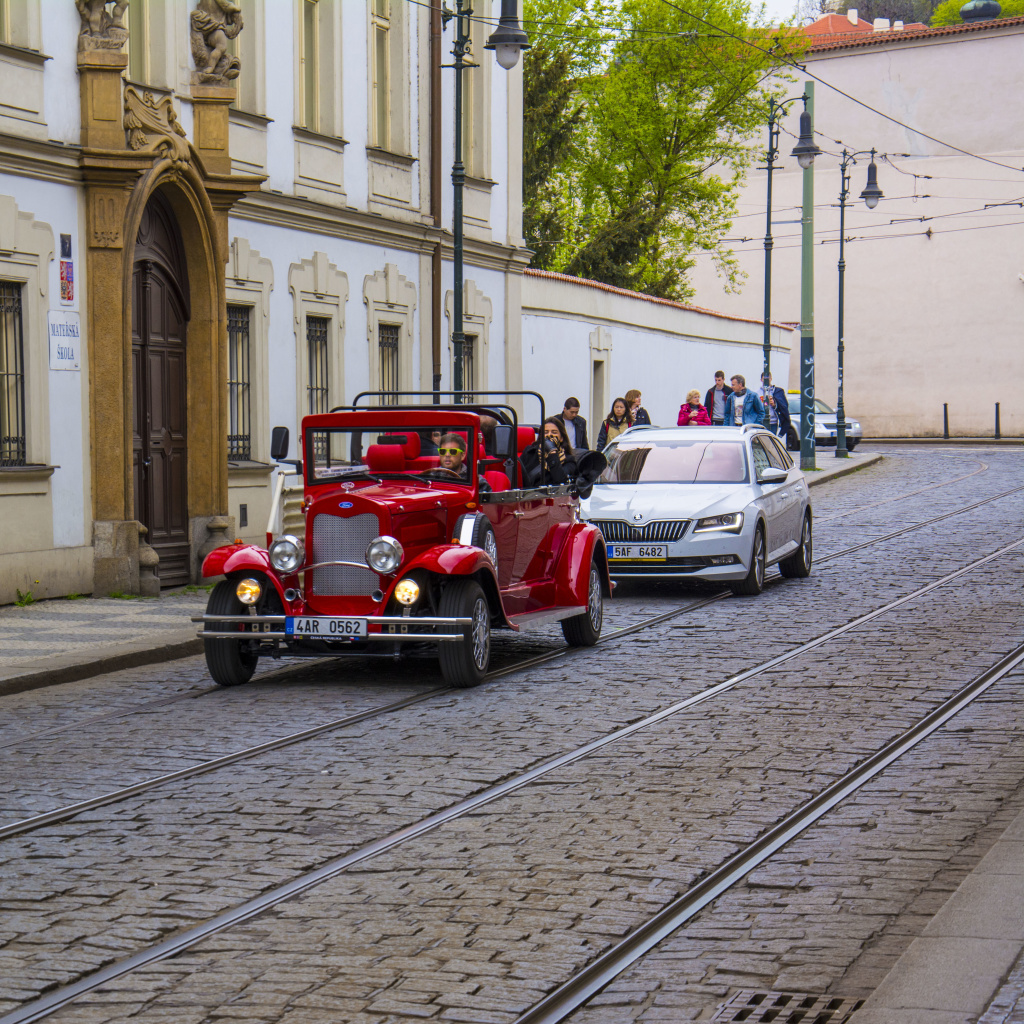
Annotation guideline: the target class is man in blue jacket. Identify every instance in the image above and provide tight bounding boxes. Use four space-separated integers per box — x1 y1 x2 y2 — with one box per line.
724 374 766 425
759 372 792 441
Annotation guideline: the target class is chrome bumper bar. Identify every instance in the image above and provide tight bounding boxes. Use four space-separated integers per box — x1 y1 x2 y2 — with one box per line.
192 613 472 643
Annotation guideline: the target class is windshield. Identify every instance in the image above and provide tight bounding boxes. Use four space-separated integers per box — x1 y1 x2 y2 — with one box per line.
599 440 749 484
305 425 478 487
790 396 835 415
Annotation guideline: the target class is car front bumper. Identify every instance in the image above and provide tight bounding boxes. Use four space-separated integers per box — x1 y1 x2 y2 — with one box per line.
193 613 473 643
605 521 756 581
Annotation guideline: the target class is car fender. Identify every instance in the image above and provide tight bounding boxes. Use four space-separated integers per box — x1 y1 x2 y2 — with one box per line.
201 544 290 600
402 544 509 627
554 523 611 607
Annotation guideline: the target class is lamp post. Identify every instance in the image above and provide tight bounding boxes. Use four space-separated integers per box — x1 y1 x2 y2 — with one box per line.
762 94 820 431
442 0 528 402
835 148 883 457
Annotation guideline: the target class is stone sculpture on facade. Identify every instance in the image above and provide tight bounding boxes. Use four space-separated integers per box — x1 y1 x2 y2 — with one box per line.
75 0 129 51
190 0 244 84
124 87 192 169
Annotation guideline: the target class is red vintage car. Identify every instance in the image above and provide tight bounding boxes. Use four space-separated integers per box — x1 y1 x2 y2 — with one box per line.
194 396 611 688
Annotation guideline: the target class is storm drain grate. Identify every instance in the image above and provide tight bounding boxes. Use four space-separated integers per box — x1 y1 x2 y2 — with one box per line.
710 991 865 1024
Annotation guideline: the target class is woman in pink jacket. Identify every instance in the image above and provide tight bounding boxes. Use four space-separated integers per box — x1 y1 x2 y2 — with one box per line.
677 388 712 426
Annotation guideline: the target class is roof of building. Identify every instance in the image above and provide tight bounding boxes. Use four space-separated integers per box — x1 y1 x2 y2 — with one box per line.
523 269 796 331
805 12 1024 51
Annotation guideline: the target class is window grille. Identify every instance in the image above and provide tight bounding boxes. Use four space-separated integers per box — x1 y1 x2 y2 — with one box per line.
0 281 25 467
461 333 476 394
378 322 400 404
371 0 390 148
227 305 251 461
308 314 330 460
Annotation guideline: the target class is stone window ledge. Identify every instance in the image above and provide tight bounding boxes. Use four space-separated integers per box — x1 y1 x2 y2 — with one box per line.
0 42 50 66
0 464 57 480
292 125 348 149
228 460 274 477
230 108 273 128
366 146 417 167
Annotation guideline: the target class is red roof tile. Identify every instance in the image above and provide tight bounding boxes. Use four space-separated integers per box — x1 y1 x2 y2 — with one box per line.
807 13 1024 50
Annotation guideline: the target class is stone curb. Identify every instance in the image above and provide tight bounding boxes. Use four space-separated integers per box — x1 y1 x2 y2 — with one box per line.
0 452 885 699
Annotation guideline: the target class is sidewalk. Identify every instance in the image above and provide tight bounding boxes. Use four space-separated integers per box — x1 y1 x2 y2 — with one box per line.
0 450 882 698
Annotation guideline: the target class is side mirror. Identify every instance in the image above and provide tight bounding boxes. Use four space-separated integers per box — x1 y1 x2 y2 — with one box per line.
270 426 290 461
573 450 608 499
759 466 787 484
492 424 514 459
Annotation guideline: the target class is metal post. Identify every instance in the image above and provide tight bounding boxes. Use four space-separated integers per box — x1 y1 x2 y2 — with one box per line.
762 99 778 431
835 151 850 458
943 403 949 439
799 81 816 471
995 402 1001 439
450 0 469 403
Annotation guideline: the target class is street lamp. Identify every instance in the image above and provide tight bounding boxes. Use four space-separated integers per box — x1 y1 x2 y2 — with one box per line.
762 95 821 430
835 148 883 457
442 0 529 402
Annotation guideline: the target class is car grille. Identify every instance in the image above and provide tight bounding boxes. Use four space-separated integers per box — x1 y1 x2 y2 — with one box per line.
310 513 381 596
609 557 709 575
591 519 690 543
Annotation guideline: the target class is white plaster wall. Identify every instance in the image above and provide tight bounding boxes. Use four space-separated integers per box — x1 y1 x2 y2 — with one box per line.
522 274 792 431
40 1 82 145
687 28 1024 436
262 0 295 195
0 173 89 548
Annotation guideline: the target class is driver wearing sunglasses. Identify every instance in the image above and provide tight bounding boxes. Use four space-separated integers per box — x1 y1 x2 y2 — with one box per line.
437 433 469 480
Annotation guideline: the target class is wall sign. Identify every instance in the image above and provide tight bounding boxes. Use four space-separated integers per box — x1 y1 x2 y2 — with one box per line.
60 233 74 304
48 310 81 370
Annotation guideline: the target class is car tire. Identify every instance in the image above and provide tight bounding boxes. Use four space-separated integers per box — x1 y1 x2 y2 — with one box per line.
453 513 498 566
787 426 800 452
203 579 260 687
730 524 766 596
779 512 813 579
846 439 859 451
438 578 491 688
562 557 603 647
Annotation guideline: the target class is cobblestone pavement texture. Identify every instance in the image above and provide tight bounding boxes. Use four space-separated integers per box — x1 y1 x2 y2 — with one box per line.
0 446 1021 1024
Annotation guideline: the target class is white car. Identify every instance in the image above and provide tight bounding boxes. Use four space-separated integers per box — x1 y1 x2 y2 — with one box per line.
581 425 812 595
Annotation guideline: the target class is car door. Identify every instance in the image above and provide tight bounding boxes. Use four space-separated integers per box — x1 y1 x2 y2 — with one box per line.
765 435 805 547
750 437 788 558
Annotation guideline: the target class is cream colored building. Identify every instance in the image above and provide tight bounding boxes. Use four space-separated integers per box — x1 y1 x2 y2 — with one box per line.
687 15 1024 438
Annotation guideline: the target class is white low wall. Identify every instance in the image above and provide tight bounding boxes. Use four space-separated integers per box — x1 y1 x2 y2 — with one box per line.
521 270 793 431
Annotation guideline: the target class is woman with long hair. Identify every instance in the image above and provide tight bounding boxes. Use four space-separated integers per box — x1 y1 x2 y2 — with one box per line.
596 397 633 452
522 417 577 486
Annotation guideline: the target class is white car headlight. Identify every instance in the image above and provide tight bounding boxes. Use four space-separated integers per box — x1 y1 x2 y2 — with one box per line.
366 535 404 574
694 512 744 534
269 534 305 573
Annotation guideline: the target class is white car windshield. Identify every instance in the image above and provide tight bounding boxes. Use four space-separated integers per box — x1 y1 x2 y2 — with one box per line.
600 440 749 484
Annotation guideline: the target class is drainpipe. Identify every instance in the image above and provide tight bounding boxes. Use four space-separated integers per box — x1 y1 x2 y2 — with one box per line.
431 0 443 402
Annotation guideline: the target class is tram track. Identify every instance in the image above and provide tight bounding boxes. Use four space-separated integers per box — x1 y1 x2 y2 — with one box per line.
3 480 1022 843
2 535 1021 1024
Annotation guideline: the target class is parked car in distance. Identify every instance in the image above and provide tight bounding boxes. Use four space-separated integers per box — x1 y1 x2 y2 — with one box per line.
193 395 611 689
785 392 863 451
581 425 812 595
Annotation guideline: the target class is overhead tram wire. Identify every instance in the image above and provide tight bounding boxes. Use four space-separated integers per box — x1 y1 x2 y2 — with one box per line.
655 0 1024 176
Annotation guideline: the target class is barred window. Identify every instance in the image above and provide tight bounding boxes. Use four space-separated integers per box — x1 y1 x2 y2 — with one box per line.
0 281 25 467
227 305 251 461
307 315 329 415
460 333 476 394
379 322 400 404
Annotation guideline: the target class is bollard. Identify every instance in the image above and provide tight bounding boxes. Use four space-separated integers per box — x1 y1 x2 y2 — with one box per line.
995 402 1001 440
943 403 949 439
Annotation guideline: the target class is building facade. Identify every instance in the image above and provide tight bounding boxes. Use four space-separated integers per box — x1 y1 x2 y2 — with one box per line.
687 15 1024 438
0 0 528 603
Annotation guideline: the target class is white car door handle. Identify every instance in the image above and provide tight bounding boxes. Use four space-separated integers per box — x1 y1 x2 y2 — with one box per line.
779 491 789 498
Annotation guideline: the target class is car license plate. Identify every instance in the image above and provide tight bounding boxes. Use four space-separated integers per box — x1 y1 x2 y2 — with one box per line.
607 545 668 561
286 616 367 639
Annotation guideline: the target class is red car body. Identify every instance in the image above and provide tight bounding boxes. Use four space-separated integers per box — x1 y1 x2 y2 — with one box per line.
195 407 611 687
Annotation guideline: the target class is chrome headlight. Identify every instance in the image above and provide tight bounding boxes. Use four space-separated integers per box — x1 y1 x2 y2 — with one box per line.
235 578 262 605
366 535 404 574
269 534 305 573
394 577 421 605
694 512 744 534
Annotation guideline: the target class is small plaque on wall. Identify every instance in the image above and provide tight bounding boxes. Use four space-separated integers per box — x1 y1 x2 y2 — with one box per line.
48 310 82 370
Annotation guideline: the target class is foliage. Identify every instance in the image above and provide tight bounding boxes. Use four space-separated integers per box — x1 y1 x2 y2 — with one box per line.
932 0 1024 22
15 588 35 607
522 0 803 300
109 591 139 600
65 592 84 600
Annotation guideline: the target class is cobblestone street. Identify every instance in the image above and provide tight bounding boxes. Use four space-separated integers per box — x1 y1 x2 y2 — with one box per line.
1 446 1022 1024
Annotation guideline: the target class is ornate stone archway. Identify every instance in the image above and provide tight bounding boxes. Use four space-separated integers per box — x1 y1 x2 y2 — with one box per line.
77 8 263 593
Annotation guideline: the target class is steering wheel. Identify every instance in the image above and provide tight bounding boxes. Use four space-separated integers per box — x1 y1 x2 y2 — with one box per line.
422 467 464 480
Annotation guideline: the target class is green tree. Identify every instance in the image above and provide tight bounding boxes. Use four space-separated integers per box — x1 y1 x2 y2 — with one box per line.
522 0 802 300
932 0 1024 22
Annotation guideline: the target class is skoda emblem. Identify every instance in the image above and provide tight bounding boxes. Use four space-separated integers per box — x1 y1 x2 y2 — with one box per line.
633 513 643 521
339 501 354 509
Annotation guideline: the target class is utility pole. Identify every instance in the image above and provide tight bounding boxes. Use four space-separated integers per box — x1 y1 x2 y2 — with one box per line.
799 81 816 471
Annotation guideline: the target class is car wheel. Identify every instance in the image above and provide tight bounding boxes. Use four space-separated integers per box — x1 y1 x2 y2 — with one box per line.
203 579 260 686
730 524 766 596
787 426 800 452
562 557 603 647
438 578 491 688
454 513 498 565
846 438 859 451
780 512 813 579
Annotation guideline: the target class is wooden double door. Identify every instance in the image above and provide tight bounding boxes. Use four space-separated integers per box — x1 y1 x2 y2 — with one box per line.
132 197 190 588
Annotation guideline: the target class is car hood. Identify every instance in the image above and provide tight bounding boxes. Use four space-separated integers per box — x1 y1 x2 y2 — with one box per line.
582 483 754 521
